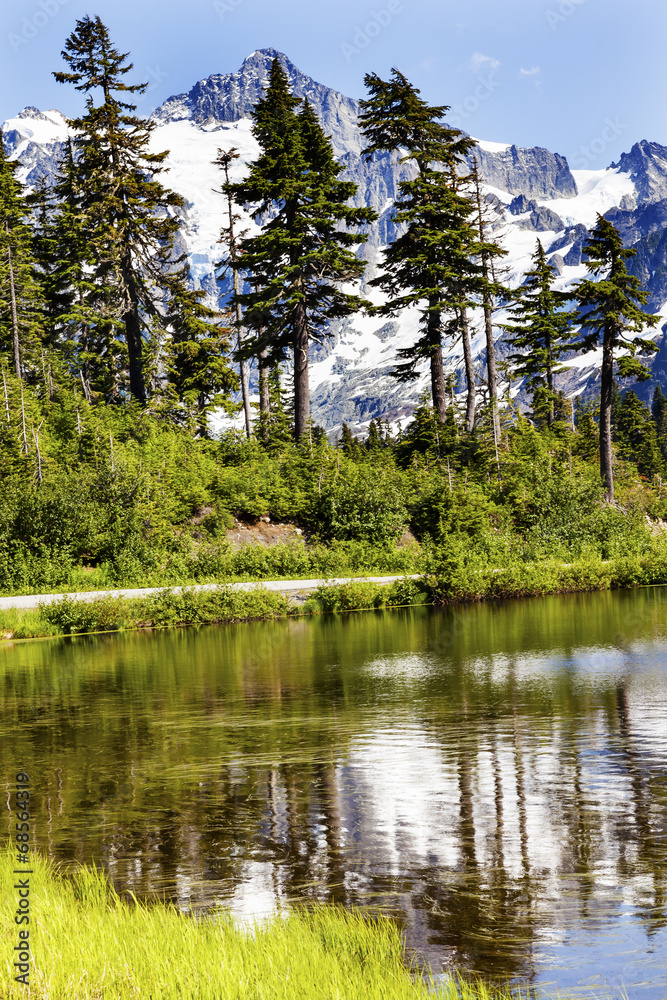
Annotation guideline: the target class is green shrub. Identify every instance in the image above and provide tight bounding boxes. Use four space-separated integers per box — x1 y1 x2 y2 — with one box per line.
40 595 129 634
311 466 408 543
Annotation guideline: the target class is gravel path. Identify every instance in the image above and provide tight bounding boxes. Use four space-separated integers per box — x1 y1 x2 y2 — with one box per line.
0 575 421 611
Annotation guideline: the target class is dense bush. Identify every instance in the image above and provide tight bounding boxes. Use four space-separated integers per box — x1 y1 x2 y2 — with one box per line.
2 372 667 597
310 464 408 542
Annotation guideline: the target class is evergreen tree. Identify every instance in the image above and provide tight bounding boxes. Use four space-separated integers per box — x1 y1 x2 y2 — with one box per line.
359 70 491 425
395 394 447 467
28 178 61 348
574 214 658 500
32 139 111 398
503 239 577 426
572 396 599 461
254 366 293 451
0 130 44 378
164 292 238 437
615 389 663 477
339 422 361 458
54 15 189 404
364 419 386 452
651 384 667 459
228 60 375 439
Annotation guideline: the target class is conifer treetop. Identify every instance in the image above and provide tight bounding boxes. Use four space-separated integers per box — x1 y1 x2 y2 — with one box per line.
576 213 659 380
359 68 475 169
54 15 143 106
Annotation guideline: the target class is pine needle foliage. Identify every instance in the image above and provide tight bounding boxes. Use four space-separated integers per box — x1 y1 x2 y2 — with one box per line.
503 239 577 426
574 214 659 500
359 69 495 422
53 15 199 405
228 58 376 439
0 131 44 378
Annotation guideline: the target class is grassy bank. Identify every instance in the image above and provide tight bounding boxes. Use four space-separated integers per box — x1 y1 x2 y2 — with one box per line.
0 538 422 598
424 542 667 603
0 849 576 999
0 578 427 640
2 545 667 641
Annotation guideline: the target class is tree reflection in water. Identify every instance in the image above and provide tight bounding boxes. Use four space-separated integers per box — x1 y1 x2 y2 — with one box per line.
2 588 667 994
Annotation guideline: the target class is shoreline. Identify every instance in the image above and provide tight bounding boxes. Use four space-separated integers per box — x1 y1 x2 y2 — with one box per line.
0 848 592 1000
0 574 421 611
1 552 667 642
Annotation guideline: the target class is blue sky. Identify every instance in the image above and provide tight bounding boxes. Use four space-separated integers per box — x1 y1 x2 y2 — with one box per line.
1 0 665 168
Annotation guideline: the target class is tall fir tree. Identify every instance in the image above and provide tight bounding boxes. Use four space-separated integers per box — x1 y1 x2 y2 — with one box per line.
503 239 577 426
359 70 499 427
163 291 238 437
614 389 663 478
228 59 375 439
0 130 44 378
54 15 191 404
574 214 658 500
255 366 293 451
32 139 113 398
652 384 667 460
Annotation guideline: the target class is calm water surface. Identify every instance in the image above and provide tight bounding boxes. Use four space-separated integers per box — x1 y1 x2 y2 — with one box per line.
2 589 667 997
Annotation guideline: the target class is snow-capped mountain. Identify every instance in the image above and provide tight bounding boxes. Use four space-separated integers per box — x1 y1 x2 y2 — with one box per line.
5 48 667 434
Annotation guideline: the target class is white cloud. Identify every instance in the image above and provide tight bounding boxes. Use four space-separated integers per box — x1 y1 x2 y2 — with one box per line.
470 52 500 74
520 66 541 77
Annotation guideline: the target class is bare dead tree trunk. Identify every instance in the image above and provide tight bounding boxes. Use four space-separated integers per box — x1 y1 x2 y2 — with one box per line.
258 346 270 443
459 306 476 433
600 328 614 502
7 236 21 379
473 169 501 445
79 370 92 403
293 301 310 441
427 295 447 422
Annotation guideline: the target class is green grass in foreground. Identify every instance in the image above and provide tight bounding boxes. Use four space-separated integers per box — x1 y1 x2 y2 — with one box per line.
0 849 571 999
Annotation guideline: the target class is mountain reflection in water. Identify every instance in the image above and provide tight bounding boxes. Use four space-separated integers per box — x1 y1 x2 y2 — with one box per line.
2 588 667 998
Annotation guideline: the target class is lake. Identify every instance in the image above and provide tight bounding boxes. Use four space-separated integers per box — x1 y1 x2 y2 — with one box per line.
2 588 667 998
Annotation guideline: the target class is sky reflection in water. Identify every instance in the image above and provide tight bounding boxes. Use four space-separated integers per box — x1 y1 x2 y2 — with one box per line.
1 587 667 998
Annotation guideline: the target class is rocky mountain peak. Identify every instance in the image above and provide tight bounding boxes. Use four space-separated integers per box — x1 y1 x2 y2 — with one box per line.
153 48 362 156
611 139 667 205
474 143 577 200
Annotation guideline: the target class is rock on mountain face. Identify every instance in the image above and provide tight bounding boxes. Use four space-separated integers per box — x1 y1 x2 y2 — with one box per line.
155 48 363 159
610 141 667 205
5 49 667 432
3 107 68 188
475 143 578 200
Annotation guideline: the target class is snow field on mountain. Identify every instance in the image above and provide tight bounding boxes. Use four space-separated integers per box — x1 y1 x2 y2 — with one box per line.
5 42 667 431
149 118 261 295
